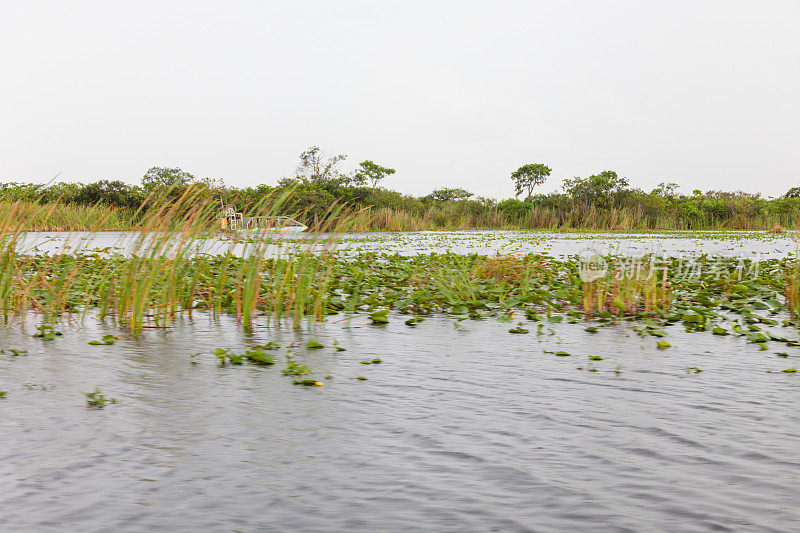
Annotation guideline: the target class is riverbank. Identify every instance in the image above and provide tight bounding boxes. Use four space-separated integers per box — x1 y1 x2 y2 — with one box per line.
4 197 800 233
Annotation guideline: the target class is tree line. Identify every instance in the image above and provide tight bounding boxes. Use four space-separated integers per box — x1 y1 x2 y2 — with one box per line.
2 147 800 230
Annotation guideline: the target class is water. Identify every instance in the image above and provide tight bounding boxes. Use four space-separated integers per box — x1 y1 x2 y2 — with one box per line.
13 229 800 258
2 314 799 531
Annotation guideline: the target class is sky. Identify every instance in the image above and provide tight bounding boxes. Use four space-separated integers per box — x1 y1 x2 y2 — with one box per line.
1 0 798 199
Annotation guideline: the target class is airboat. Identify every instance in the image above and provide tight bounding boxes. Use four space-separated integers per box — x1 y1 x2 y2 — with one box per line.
218 201 308 232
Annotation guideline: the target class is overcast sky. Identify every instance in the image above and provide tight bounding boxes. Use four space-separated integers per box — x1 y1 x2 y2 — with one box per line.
1 1 798 198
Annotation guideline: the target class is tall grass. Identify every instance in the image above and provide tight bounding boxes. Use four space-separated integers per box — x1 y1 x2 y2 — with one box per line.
0 187 347 332
581 257 672 316
347 203 800 232
5 193 800 232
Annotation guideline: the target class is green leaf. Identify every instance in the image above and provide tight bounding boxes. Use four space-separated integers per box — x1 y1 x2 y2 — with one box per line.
656 340 671 350
245 349 275 365
731 284 749 294
746 332 769 343
369 310 389 324
305 341 324 349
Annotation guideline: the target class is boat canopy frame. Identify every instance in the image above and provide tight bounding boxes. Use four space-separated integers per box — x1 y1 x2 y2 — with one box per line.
218 199 306 231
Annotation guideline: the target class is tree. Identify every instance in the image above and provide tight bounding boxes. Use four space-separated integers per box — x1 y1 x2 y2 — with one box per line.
426 187 474 202
651 182 679 197
352 160 396 195
74 180 144 209
562 170 630 208
785 186 800 198
141 167 196 191
511 163 551 200
295 146 349 186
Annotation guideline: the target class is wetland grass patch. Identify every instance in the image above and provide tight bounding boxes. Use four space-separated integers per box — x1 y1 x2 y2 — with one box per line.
4 193 800 383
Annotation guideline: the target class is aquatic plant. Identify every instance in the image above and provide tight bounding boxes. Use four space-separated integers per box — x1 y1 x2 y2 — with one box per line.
88 335 117 346
581 256 671 317
83 387 117 408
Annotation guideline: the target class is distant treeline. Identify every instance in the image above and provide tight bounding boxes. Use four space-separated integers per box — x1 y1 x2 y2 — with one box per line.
3 155 800 231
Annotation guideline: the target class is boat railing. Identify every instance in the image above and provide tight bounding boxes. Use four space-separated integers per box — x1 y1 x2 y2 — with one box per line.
219 201 305 230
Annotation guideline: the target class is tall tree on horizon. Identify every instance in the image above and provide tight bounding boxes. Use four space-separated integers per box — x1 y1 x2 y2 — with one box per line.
352 160 396 195
511 163 551 200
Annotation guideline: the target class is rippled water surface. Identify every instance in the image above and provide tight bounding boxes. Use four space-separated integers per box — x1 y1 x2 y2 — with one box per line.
2 314 799 532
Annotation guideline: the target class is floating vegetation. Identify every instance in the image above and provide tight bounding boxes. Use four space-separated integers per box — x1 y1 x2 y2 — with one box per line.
33 323 62 340
4 191 800 383
369 310 389 324
283 355 311 376
293 379 323 387
244 349 276 365
84 387 117 408
88 335 118 346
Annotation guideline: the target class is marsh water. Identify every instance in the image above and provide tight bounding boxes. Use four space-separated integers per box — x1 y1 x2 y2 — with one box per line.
14 228 800 259
3 231 800 531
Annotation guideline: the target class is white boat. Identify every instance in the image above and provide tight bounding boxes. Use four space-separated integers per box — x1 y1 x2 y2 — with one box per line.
219 202 308 232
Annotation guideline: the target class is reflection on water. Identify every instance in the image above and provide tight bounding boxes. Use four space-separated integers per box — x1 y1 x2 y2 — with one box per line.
2 315 798 531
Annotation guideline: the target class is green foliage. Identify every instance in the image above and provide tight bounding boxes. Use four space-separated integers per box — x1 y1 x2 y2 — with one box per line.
84 387 117 408
74 180 144 209
295 146 349 186
496 198 530 218
141 167 196 191
511 163 551 199
562 170 630 208
88 334 117 346
5 156 800 231
352 160 396 194
424 187 475 203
